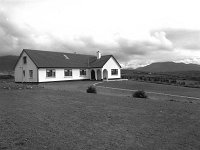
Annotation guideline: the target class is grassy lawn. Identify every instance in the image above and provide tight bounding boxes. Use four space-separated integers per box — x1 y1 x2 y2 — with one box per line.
41 80 98 92
1 84 200 149
98 80 200 98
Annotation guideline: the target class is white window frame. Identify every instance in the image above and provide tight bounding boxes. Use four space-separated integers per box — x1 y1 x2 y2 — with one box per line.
46 69 56 78
80 69 86 76
111 69 118 75
23 56 27 64
64 69 72 77
29 70 33 78
23 70 25 77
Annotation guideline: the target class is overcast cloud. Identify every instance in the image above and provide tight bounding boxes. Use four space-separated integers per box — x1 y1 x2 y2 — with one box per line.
1 0 200 68
164 29 200 50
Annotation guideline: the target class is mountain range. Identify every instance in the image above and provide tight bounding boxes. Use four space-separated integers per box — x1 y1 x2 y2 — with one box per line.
1 55 200 73
0 55 18 73
136 62 200 72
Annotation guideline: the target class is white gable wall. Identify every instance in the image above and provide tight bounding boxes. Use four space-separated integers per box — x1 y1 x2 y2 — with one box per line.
14 52 38 82
102 57 121 79
38 68 90 82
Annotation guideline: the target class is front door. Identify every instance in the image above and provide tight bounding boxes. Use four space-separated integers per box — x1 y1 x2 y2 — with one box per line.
91 70 95 80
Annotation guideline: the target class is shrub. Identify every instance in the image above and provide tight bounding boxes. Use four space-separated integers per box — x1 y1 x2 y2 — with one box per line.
87 86 97 93
0 75 14 79
132 90 147 98
180 81 185 86
170 80 177 84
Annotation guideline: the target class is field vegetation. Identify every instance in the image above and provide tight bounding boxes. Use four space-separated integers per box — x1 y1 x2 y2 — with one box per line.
0 77 41 90
98 80 200 101
121 69 200 88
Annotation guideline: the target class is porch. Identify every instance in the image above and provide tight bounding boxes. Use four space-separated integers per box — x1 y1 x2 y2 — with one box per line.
90 68 108 80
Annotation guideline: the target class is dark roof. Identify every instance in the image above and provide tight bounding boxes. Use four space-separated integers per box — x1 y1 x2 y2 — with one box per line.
22 49 121 68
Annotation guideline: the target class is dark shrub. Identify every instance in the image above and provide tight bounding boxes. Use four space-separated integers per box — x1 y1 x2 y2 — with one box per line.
180 82 185 86
87 86 97 93
132 90 147 98
0 75 14 79
170 80 177 84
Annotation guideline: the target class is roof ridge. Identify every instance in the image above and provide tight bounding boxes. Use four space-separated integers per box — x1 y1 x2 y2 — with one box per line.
23 49 95 57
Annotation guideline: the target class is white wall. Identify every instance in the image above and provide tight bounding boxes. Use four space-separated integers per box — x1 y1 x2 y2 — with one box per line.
38 68 90 82
102 57 121 79
14 52 38 82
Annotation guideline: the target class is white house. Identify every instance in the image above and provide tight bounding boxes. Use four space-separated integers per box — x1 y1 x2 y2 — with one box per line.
14 49 121 82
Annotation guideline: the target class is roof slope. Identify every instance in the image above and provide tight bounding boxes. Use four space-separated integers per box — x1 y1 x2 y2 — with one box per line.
89 55 112 68
23 49 120 68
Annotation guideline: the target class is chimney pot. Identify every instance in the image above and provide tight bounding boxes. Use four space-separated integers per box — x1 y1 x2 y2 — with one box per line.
97 51 101 59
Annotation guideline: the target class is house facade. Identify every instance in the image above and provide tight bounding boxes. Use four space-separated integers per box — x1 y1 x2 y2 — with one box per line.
14 49 121 82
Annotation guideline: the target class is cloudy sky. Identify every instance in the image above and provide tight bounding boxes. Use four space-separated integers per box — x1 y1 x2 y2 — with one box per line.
1 0 200 68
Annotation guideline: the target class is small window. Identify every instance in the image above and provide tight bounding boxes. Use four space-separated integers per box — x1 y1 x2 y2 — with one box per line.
29 70 33 78
23 70 25 77
23 56 27 64
46 69 56 77
111 69 118 75
64 69 72 76
80 69 86 76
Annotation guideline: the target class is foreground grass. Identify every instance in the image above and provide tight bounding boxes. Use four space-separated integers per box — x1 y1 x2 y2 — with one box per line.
0 88 200 149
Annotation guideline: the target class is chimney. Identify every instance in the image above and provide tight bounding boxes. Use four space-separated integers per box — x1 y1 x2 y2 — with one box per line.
97 51 101 59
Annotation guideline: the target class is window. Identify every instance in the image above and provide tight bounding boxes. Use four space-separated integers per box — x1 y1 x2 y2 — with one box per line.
80 69 86 76
64 69 72 77
29 70 33 78
46 69 56 77
63 54 69 59
23 70 25 77
23 56 27 64
111 69 118 75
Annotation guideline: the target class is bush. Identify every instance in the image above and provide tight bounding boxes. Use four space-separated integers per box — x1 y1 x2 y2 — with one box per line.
132 90 147 98
86 86 97 93
0 75 14 79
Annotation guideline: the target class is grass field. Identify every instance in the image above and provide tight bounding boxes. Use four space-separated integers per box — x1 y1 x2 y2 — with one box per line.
1 80 200 149
98 80 200 98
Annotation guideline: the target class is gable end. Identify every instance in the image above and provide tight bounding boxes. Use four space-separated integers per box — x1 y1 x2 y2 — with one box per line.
14 50 39 69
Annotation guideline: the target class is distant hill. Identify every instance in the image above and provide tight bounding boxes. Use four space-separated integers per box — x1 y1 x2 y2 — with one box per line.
0 55 19 73
136 62 200 72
